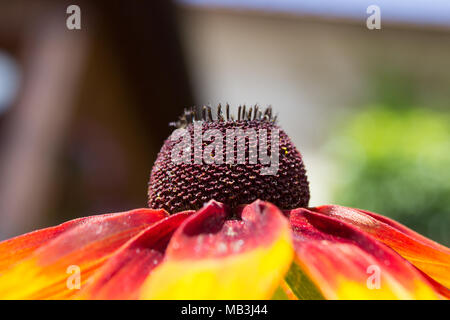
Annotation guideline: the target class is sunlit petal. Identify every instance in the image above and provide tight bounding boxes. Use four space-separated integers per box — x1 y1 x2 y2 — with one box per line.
140 200 294 299
0 208 167 299
77 211 193 299
287 207 443 299
311 205 450 290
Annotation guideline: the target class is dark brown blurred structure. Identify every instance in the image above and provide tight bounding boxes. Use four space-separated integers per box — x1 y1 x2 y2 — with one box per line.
0 0 194 239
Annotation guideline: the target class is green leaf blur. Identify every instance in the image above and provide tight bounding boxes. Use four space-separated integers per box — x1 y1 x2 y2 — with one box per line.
329 107 450 246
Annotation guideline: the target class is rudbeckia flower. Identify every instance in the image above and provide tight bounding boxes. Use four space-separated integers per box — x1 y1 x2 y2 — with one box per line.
0 105 448 300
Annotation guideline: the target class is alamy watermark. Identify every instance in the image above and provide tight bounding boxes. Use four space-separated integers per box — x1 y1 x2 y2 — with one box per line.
366 264 381 289
366 5 381 30
170 122 280 175
65 5 380 32
66 265 81 290
66 5 81 30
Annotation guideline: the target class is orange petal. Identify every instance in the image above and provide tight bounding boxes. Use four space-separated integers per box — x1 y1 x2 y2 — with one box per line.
140 200 294 299
288 207 443 299
0 216 99 271
0 208 167 299
76 211 193 299
311 205 450 290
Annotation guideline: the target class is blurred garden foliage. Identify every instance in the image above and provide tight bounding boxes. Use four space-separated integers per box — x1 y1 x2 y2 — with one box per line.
327 107 450 246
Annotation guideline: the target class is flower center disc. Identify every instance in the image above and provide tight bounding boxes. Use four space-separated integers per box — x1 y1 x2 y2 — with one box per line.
148 105 310 213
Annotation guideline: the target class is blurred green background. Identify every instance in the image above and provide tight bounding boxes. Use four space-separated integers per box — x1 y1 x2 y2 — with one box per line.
326 76 450 245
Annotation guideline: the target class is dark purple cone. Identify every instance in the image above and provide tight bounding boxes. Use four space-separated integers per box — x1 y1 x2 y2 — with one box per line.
148 106 310 213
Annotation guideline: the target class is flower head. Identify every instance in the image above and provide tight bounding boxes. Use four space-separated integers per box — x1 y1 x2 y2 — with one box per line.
148 105 309 212
0 106 448 300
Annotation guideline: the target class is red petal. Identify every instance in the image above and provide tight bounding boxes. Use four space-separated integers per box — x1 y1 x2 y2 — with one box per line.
140 200 294 299
311 205 450 290
0 208 167 299
288 207 444 299
77 211 193 299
